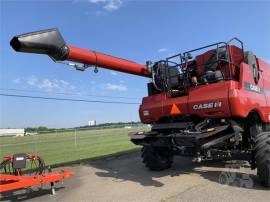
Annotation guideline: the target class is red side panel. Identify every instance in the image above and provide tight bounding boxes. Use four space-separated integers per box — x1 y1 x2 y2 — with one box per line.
259 59 270 111
162 95 189 118
140 81 231 123
139 93 189 123
188 81 231 118
139 93 165 123
229 61 269 122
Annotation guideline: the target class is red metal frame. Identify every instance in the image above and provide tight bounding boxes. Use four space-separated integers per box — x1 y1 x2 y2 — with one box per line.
0 153 74 193
0 169 73 192
3 153 38 162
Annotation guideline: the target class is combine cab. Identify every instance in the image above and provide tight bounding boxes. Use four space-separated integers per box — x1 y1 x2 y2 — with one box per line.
10 28 270 187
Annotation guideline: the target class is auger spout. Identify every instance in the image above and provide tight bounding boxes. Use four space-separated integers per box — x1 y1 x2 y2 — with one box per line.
10 28 150 77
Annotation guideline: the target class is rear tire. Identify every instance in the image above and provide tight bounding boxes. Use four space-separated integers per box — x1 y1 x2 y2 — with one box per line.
255 132 270 187
142 146 173 171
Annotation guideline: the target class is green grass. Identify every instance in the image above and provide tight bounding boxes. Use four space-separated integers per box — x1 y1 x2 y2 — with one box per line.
0 127 148 167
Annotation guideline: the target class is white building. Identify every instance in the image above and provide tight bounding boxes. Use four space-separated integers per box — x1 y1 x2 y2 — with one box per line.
88 120 96 126
0 129 25 137
25 131 38 136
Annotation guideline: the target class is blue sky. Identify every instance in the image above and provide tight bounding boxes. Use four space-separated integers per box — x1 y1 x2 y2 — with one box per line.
0 0 269 128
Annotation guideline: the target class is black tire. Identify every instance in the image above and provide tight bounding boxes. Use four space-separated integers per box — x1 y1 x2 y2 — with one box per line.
249 121 263 143
141 146 173 171
255 132 270 187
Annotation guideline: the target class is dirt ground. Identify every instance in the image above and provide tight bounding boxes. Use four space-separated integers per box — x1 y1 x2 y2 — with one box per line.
1 152 269 202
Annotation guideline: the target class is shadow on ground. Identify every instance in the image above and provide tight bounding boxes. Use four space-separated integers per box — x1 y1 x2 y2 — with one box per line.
83 152 269 191
0 187 64 201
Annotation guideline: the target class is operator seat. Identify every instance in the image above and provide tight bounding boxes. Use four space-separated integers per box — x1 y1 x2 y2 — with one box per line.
201 70 223 83
204 47 227 82
196 48 226 83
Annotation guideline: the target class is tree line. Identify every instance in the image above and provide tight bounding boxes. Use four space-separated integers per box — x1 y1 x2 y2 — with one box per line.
25 121 144 132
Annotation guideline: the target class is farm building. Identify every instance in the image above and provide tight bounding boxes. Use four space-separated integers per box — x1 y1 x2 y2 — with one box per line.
0 128 25 137
88 120 96 126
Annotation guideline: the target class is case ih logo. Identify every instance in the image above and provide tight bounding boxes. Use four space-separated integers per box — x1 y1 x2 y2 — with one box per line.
193 101 222 110
244 82 262 94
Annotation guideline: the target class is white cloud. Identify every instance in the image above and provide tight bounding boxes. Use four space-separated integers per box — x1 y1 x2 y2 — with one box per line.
38 79 60 92
104 83 127 91
103 0 122 11
59 80 70 85
88 0 123 12
14 76 76 92
110 71 118 76
38 79 76 92
26 76 38 86
158 48 168 53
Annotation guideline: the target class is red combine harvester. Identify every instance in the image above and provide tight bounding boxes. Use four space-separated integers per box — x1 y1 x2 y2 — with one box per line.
10 28 270 187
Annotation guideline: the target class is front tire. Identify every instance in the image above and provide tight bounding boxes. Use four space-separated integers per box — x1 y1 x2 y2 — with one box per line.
255 132 270 187
142 145 173 171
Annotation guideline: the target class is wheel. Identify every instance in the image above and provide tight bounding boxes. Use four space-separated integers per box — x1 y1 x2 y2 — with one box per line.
141 145 173 171
249 121 263 144
255 132 270 187
218 172 231 186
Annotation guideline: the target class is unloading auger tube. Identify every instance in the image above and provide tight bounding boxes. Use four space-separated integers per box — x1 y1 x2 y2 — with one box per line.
10 28 151 77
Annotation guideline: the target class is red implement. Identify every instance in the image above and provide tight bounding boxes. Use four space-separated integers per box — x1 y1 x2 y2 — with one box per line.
0 169 73 192
0 153 74 194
